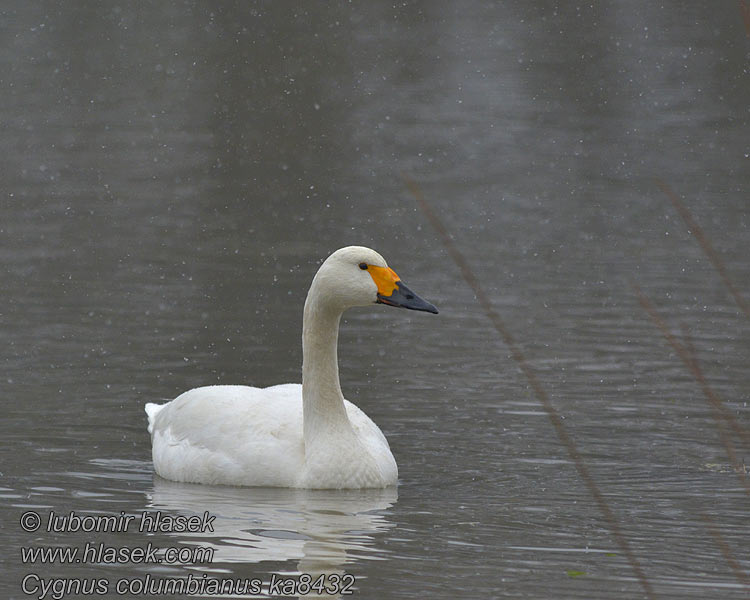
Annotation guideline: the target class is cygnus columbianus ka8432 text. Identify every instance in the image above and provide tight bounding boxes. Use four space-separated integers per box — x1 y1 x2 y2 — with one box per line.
145 246 438 488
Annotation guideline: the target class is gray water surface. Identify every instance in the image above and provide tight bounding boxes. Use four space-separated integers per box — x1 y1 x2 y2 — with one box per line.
2 2 749 599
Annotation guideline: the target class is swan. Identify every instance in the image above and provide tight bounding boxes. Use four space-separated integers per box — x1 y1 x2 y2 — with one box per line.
145 246 437 489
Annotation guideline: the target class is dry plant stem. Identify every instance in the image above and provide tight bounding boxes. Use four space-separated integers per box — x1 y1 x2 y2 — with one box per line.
741 0 750 37
679 323 698 373
633 284 750 495
656 179 750 319
699 512 750 591
404 176 656 600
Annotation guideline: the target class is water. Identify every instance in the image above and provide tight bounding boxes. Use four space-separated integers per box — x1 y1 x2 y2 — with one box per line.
2 2 749 598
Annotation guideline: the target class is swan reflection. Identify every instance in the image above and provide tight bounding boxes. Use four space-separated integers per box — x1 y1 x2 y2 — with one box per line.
147 476 397 574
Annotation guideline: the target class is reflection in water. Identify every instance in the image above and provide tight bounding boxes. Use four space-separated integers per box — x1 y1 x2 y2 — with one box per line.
147 475 397 576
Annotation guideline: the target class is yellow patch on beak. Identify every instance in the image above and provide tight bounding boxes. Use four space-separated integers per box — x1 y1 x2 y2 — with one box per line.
367 265 400 297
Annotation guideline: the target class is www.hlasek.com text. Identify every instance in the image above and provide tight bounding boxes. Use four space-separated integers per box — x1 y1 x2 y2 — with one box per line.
22 541 213 565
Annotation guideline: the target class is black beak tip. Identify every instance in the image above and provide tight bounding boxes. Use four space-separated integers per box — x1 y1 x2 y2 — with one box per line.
377 281 439 315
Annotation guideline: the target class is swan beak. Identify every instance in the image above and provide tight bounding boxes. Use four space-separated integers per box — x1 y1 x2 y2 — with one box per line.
369 266 438 314
379 280 439 314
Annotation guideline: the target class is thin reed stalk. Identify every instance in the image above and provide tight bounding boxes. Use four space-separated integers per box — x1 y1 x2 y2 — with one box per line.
699 512 750 591
633 284 750 495
655 179 750 319
741 0 750 36
405 176 656 600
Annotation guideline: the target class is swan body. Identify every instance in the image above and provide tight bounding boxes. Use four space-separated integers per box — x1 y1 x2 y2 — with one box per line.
146 246 437 489
146 384 395 488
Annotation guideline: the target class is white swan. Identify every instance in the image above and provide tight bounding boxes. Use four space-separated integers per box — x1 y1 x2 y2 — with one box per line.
145 246 437 489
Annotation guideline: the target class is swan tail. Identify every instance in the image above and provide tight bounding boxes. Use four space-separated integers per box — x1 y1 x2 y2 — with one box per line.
145 402 165 434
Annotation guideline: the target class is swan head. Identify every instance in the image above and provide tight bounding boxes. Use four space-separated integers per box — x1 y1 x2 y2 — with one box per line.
311 246 438 314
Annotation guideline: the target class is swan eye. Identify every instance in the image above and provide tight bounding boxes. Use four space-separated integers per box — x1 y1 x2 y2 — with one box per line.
359 262 368 270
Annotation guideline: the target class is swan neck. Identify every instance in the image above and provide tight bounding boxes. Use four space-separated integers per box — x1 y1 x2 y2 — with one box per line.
302 288 350 440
